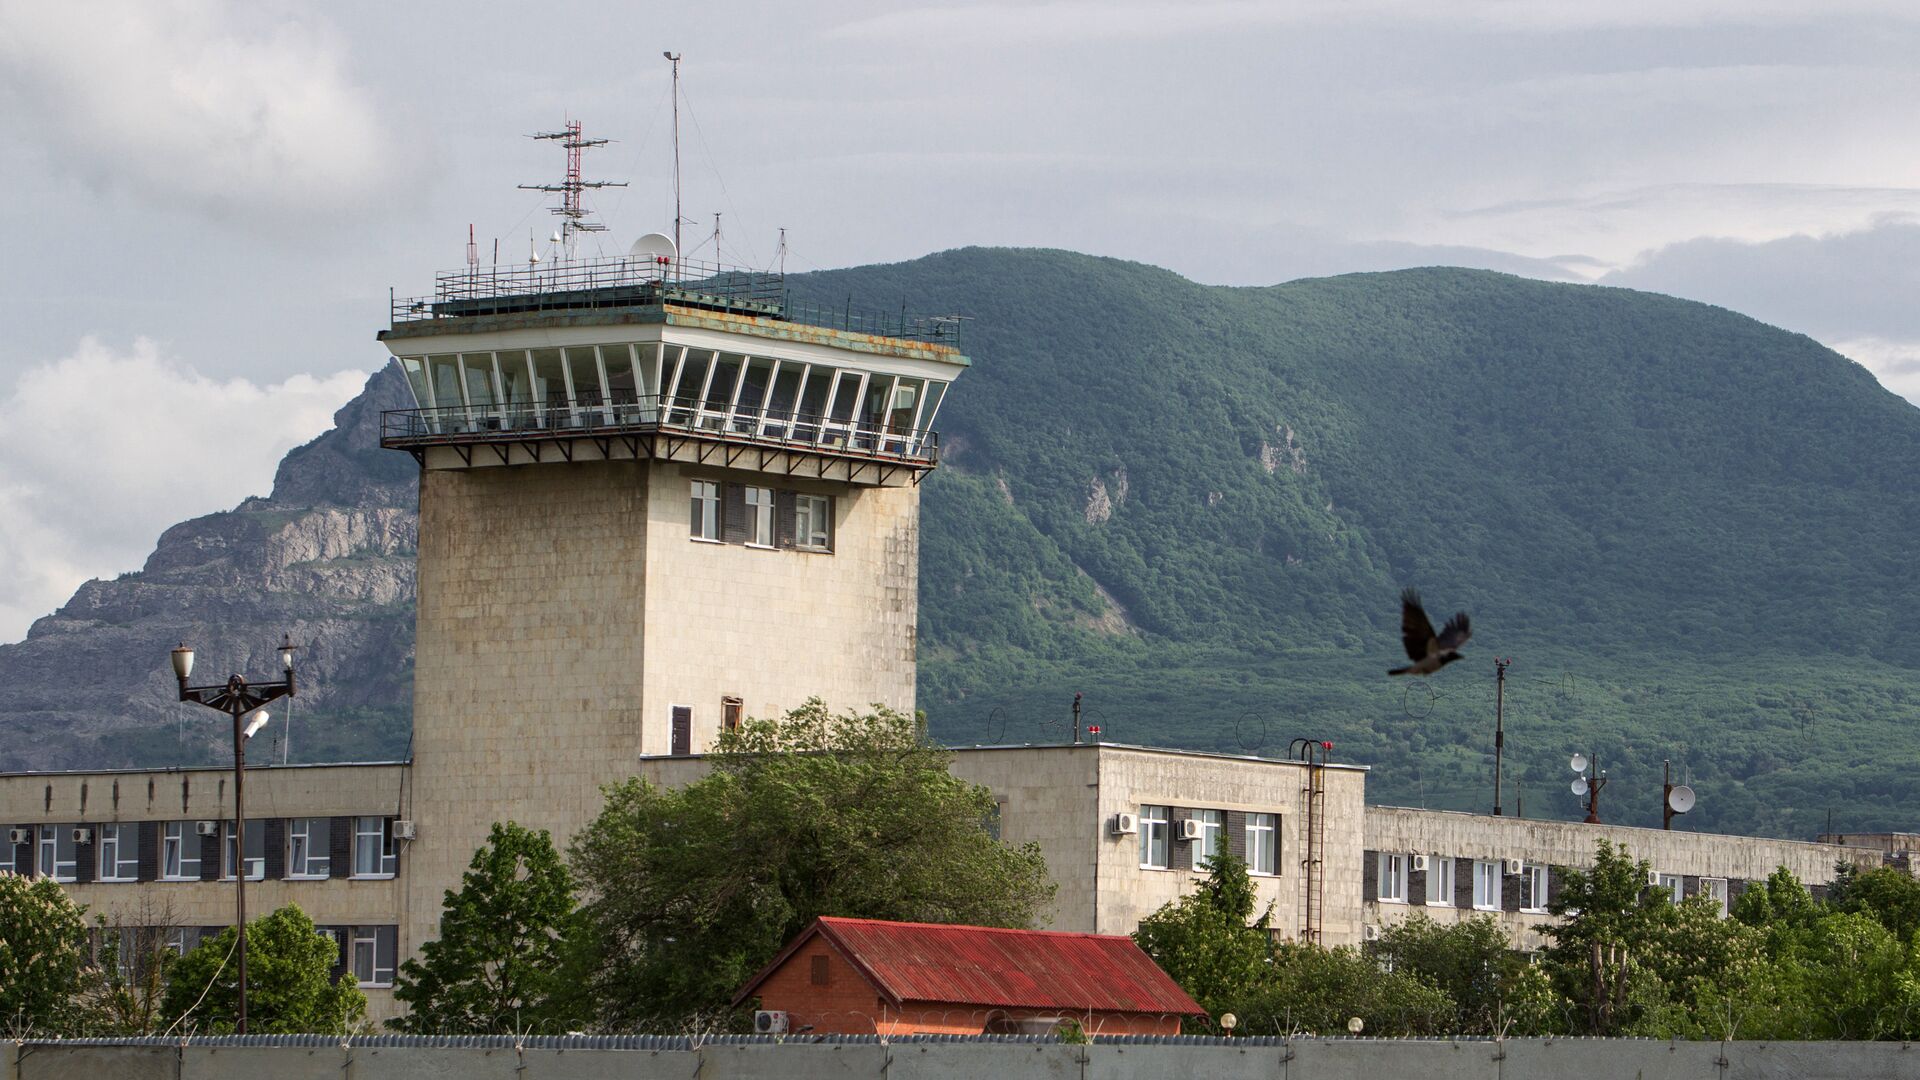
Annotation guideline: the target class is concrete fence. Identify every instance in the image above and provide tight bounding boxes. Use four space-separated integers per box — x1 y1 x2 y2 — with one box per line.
10 1034 1920 1080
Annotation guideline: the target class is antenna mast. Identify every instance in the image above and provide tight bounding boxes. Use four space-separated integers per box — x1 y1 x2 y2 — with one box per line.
663 52 683 264
518 120 626 261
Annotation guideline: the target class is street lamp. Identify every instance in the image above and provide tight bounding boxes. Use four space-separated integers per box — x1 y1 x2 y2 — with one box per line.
171 633 299 1035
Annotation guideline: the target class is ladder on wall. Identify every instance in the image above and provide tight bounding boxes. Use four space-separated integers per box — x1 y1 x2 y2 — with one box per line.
1301 759 1327 943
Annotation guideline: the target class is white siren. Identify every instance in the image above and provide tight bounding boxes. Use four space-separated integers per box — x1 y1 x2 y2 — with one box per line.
630 232 677 262
1667 785 1696 814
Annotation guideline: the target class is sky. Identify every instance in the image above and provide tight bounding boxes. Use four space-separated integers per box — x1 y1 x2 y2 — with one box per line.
0 0 1916 640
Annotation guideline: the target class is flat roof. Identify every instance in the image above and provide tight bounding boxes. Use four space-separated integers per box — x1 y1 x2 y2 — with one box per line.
1368 803 1881 853
0 760 410 780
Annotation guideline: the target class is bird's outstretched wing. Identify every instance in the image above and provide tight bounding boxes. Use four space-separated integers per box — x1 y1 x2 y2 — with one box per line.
1437 611 1472 651
1400 589 1438 661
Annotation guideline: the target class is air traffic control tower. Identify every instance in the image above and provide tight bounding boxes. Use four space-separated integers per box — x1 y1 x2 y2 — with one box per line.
378 242 967 952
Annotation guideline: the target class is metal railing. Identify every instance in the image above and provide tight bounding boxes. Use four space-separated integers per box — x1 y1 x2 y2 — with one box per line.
389 256 963 347
380 394 940 466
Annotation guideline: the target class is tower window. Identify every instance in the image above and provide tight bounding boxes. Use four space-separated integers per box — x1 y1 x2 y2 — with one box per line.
795 494 831 551
744 486 774 546
690 480 720 541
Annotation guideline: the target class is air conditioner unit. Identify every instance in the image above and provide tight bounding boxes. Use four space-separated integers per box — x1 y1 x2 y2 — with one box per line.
196 820 220 837
1646 869 1663 886
1176 818 1204 842
1503 858 1524 876
70 828 92 845
753 1010 788 1035
1109 812 1138 836
7 827 29 845
1362 924 1381 941
393 820 417 841
1410 854 1429 872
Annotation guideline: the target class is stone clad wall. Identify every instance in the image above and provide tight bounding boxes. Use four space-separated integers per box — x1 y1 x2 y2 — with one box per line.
637 461 919 753
1363 805 1886 945
946 747 1100 932
406 460 652 997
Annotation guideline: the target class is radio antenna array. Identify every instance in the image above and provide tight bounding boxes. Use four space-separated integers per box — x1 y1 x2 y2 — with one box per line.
519 120 627 261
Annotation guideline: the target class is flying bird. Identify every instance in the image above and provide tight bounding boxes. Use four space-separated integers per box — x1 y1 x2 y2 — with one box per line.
1389 589 1471 676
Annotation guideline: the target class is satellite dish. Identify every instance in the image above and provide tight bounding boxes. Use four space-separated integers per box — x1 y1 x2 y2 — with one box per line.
1668 785 1696 814
629 232 677 261
1571 778 1589 796
1570 753 1589 774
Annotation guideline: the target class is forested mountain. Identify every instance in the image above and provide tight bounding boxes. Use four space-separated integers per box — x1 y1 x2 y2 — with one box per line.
4 249 1916 838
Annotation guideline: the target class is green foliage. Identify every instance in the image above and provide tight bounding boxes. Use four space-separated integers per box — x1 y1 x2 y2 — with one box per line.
1366 913 1557 1035
1133 858 1454 1037
160 906 364 1035
1132 855 1273 1022
1826 865 1920 943
0 874 93 1034
567 699 1056 1030
391 822 584 1034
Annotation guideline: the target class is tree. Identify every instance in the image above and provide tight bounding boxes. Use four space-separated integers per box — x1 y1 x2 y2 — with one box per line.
0 874 92 1034
1238 942 1455 1037
1540 840 1681 1035
1827 865 1920 943
1367 912 1556 1035
160 906 364 1035
84 895 190 1035
391 821 583 1033
568 700 1056 1029
1132 854 1272 1027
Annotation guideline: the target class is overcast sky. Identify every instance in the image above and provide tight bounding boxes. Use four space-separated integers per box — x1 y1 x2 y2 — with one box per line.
0 0 1916 640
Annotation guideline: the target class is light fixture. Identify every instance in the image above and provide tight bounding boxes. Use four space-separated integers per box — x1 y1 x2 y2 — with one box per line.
1219 1013 1237 1033
278 634 297 672
243 711 271 740
171 643 195 681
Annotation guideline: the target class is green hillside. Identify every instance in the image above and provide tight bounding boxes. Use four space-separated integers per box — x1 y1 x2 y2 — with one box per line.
791 250 1920 839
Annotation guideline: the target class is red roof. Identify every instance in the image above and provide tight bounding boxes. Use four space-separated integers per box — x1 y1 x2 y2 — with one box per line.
734 917 1206 1016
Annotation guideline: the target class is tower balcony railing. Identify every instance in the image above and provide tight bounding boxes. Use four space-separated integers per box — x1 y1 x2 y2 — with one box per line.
389 255 964 348
380 394 941 468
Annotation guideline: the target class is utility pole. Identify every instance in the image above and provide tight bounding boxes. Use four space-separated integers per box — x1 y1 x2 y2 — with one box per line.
663 52 683 264
1663 760 1674 830
1493 657 1511 815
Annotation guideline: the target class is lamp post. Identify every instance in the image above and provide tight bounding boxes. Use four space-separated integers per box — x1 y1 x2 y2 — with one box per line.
171 634 298 1035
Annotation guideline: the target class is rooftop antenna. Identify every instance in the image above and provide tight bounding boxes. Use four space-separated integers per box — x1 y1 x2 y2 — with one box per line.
663 52 683 267
466 225 478 276
777 227 788 274
518 120 626 262
1492 657 1511 816
712 210 722 264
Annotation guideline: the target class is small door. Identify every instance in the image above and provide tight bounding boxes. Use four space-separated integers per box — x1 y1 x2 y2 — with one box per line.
670 707 692 757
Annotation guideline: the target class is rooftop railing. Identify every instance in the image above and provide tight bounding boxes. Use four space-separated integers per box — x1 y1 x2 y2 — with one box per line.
390 256 964 347
380 393 940 467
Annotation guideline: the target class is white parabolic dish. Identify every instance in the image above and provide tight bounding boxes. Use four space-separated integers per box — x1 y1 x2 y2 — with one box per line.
1668 785 1696 813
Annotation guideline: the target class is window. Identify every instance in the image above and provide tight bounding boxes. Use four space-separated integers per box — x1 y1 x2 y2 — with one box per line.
38 825 76 882
689 480 720 541
744 486 774 546
351 926 397 987
1472 860 1501 910
1193 809 1226 871
97 823 138 882
223 821 265 881
795 494 831 551
1377 852 1408 903
286 818 330 879
1701 878 1730 917
162 822 200 881
0 836 12 876
1521 864 1550 912
353 817 397 878
1427 856 1455 906
1139 805 1170 869
1245 813 1278 876
166 928 193 957
722 696 743 733
1656 873 1684 904
810 954 830 986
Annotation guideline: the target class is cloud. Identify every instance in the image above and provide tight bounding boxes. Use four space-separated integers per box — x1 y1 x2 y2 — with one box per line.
824 1 1920 46
0 338 368 642
1602 216 1920 341
0 0 399 224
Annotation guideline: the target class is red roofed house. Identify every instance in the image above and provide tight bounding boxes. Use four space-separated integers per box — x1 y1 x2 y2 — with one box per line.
733 916 1207 1037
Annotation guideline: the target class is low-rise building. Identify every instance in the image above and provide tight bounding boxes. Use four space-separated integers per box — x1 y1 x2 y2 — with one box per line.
732 916 1205 1036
